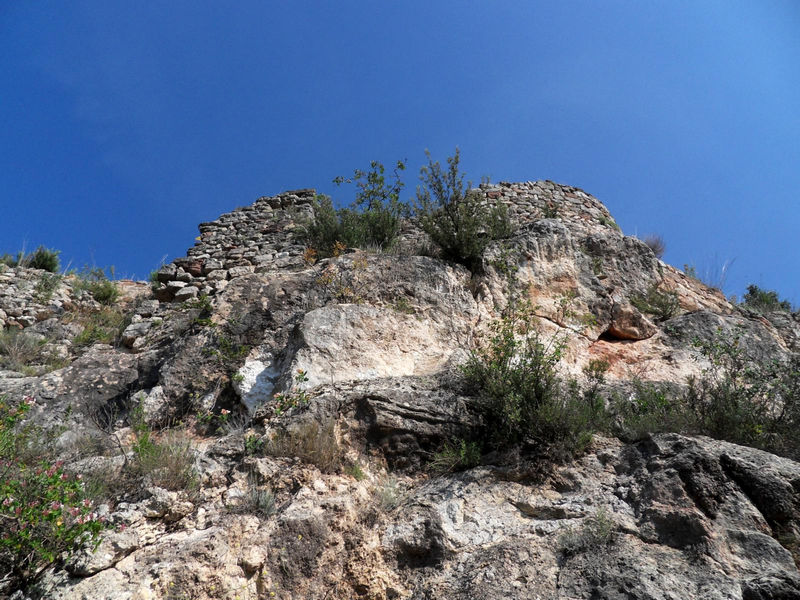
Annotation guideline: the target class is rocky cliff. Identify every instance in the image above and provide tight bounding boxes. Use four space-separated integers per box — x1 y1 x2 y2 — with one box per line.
1 181 799 600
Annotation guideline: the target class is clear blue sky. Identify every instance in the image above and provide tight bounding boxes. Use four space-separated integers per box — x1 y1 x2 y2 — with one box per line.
2 2 799 303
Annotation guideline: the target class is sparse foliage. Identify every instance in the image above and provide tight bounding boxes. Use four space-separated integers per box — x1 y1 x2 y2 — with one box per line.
415 148 512 271
741 284 793 313
73 267 120 305
643 234 666 259
304 160 408 257
264 420 343 473
429 438 481 473
630 283 679 321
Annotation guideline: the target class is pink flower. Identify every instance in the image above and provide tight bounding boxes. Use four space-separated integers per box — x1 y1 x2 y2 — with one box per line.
23 396 35 406
2 497 13 506
82 498 92 507
220 409 230 415
50 501 62 510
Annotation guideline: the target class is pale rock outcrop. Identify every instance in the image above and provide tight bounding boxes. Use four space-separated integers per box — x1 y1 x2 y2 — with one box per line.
3 180 800 600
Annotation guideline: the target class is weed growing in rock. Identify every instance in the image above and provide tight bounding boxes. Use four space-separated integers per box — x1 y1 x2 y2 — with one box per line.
72 267 120 305
559 508 615 556
630 283 679 321
1 246 61 273
345 461 366 481
129 403 197 492
264 420 343 473
71 306 129 347
33 272 62 303
232 471 276 518
244 434 265 455
0 397 109 592
305 246 370 305
375 475 403 511
642 234 666 258
429 438 481 473
0 330 45 373
274 369 311 416
598 215 621 231
415 148 512 271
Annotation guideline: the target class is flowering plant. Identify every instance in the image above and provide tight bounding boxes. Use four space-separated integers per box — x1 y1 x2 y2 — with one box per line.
0 396 108 589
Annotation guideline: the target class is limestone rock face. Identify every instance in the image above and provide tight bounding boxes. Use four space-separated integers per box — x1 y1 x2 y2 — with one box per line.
2 181 800 600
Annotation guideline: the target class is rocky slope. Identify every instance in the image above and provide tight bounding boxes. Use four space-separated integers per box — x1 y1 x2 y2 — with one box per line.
1 181 799 599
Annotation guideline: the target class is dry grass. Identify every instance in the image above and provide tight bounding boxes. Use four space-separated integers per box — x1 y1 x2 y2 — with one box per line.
264 419 343 473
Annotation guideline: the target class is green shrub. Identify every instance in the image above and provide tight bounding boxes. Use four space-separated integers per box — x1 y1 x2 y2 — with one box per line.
26 246 61 273
741 284 793 313
614 380 690 441
462 299 609 456
304 161 408 257
683 329 800 456
129 404 197 492
612 328 800 459
0 396 108 591
415 148 512 271
0 253 19 268
630 283 679 320
0 246 61 273
430 438 481 473
462 300 565 447
74 267 120 305
33 272 62 303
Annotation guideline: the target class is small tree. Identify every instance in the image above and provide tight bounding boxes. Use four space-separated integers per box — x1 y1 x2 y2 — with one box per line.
415 149 511 271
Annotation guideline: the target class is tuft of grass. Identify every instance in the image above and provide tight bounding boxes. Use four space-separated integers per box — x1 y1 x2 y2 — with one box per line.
375 475 403 511
264 420 343 473
71 306 129 347
33 272 62 303
642 234 666 259
429 438 481 474
233 471 276 518
0 330 45 372
559 508 615 556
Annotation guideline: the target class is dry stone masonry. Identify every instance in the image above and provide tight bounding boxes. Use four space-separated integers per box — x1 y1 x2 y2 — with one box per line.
152 182 622 302
152 189 315 301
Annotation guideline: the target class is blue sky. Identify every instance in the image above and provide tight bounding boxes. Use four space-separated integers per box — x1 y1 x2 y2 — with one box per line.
2 1 799 303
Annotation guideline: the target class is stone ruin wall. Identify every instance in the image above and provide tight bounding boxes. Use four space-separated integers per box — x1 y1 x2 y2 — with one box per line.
151 180 621 303
0 180 622 330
